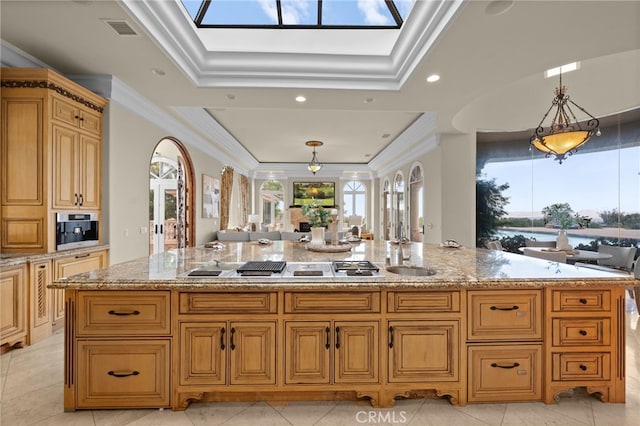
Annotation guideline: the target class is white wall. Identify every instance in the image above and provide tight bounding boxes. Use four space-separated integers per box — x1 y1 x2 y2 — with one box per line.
105 104 225 265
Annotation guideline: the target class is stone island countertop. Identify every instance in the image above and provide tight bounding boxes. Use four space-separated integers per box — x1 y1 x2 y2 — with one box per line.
49 240 637 290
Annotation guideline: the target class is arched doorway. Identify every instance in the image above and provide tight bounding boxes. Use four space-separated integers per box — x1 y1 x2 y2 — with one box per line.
409 164 424 242
149 138 195 254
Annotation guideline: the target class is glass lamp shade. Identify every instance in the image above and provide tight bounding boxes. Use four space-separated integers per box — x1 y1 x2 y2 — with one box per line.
531 130 591 162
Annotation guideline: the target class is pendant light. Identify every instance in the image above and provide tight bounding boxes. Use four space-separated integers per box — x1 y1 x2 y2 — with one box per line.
306 140 323 174
530 72 600 163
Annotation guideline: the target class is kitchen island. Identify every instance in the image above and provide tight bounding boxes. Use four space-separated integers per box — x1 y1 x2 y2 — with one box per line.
50 240 637 411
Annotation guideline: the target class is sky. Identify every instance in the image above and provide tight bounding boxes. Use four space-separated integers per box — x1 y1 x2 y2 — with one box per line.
181 0 414 26
481 145 640 218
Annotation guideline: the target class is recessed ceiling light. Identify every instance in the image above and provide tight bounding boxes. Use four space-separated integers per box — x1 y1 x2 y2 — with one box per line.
545 62 579 78
426 74 440 83
364 97 375 104
382 133 391 139
485 0 514 16
226 94 236 100
295 95 306 103
151 68 166 76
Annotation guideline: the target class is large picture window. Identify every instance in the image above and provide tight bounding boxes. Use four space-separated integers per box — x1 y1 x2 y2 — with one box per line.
343 180 366 226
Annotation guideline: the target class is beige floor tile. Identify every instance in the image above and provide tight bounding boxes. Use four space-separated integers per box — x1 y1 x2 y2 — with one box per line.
269 400 338 426
185 401 254 425
501 402 594 426
216 401 290 426
92 408 159 426
455 401 507 425
125 408 194 426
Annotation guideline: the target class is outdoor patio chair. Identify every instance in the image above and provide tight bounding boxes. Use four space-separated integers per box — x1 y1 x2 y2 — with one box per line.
525 239 556 248
523 247 567 263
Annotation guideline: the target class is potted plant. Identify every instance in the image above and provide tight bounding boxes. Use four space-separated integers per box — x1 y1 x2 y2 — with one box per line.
301 199 333 245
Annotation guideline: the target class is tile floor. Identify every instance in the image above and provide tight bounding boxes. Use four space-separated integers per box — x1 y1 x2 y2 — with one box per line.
2 301 639 426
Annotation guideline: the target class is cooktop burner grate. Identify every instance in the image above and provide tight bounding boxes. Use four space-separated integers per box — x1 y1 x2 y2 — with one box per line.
237 261 287 273
332 261 379 272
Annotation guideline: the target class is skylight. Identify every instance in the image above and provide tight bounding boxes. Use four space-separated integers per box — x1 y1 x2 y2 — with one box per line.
180 0 415 29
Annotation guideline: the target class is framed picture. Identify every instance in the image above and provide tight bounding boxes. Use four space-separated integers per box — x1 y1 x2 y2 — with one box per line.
292 181 335 207
202 174 220 218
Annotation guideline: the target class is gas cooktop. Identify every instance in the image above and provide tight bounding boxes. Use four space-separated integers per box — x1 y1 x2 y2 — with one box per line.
187 261 381 278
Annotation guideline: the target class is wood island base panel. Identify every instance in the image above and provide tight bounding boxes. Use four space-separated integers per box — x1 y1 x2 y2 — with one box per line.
50 241 636 411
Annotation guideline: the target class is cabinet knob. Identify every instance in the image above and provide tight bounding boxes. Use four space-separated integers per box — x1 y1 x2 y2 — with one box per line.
579 330 587 336
579 365 587 371
579 298 588 304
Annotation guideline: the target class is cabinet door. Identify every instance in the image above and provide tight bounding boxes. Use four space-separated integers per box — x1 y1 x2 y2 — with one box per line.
285 321 331 384
29 259 52 343
388 320 459 383
229 321 276 385
180 322 227 386
334 321 379 384
0 265 27 346
78 134 100 210
52 123 79 209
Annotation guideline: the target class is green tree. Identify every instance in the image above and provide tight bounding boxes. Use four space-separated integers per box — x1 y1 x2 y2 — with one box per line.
476 178 510 248
542 203 574 229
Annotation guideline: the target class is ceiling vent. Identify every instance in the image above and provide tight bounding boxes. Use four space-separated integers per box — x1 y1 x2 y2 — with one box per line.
103 19 138 36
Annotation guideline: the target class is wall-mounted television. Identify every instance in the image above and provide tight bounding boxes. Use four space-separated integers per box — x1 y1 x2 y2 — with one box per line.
292 182 335 207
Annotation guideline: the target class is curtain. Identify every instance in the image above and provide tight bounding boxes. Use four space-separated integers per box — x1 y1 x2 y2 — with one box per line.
219 166 234 230
240 174 249 226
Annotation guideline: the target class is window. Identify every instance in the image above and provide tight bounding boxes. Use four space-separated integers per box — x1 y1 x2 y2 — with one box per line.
260 180 284 230
409 164 424 242
180 0 414 29
343 180 366 225
393 172 405 239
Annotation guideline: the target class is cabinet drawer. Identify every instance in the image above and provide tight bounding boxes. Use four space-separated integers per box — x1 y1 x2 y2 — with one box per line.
552 353 610 381
552 318 610 347
468 290 542 340
285 292 380 313
180 292 277 314
388 291 460 313
468 344 542 402
51 95 102 136
551 289 611 312
77 291 170 335
76 339 170 408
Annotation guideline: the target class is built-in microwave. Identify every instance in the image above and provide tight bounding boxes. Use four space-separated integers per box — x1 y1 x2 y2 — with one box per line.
56 212 99 251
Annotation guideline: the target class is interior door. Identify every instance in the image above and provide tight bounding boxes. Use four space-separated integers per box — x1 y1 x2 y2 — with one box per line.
150 180 177 254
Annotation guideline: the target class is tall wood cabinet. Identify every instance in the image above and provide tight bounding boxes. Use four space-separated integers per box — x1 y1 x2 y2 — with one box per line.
0 68 107 253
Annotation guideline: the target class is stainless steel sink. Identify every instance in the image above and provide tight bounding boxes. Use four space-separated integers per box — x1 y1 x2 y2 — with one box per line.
386 265 436 276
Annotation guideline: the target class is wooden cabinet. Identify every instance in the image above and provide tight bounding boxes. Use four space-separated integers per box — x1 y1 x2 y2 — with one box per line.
180 321 276 386
67 290 171 410
467 289 543 402
545 287 625 403
53 249 108 326
28 258 52 344
0 263 27 350
285 320 379 384
387 320 459 383
51 112 101 210
468 344 542 402
0 68 107 253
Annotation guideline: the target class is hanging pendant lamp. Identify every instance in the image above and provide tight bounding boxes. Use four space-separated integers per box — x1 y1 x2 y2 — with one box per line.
306 140 323 174
530 72 600 163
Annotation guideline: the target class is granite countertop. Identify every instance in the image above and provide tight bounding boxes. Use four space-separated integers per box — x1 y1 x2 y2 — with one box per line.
49 241 637 291
0 245 109 268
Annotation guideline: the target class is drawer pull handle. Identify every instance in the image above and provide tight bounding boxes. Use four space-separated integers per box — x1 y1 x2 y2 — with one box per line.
74 253 90 259
325 327 330 350
490 305 519 311
491 362 520 369
220 327 226 350
579 330 587 336
580 364 587 371
579 298 588 304
388 326 394 349
108 310 140 316
335 326 341 349
108 370 139 378
230 327 236 350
